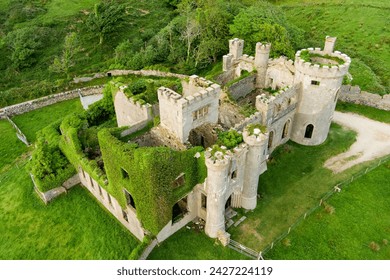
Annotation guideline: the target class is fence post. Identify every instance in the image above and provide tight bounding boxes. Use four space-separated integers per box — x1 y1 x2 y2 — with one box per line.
288 227 291 234
319 199 323 206
271 242 274 249
304 212 307 219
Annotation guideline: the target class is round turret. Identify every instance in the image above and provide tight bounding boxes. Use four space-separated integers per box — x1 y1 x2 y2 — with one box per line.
255 42 271 88
241 128 268 210
291 43 351 146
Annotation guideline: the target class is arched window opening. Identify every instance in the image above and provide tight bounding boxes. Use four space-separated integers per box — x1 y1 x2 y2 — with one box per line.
282 120 290 139
304 124 314 139
268 131 274 149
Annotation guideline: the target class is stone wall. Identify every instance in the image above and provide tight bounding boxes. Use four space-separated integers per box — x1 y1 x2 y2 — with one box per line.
0 86 103 119
78 168 145 241
338 85 390 111
73 69 187 83
228 75 256 100
114 90 154 128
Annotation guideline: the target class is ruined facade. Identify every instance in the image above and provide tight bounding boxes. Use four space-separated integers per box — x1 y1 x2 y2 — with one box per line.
72 36 350 245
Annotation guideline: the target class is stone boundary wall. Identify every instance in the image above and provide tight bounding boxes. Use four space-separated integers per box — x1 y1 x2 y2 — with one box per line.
0 86 103 119
339 85 390 111
6 116 30 146
228 74 256 100
73 69 188 83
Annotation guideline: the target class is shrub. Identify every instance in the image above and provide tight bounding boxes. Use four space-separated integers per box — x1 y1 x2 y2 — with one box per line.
217 129 243 149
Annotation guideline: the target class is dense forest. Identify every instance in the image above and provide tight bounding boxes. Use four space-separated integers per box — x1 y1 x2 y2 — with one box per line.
0 0 388 107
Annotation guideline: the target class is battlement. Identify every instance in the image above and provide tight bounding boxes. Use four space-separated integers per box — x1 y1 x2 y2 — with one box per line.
117 88 152 109
256 42 272 54
295 48 351 78
159 77 220 109
243 128 268 147
229 38 244 60
205 148 231 168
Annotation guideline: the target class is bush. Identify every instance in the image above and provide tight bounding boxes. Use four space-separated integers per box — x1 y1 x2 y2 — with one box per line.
217 129 243 149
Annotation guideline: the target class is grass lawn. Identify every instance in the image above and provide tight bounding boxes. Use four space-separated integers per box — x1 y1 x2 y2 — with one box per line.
11 98 84 142
336 101 390 124
148 226 249 260
265 163 390 260
0 163 140 259
278 0 390 94
228 123 359 251
0 120 28 170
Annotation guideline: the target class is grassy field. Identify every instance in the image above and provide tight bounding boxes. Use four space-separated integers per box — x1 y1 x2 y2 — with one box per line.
336 101 390 124
0 164 140 259
0 120 27 170
278 0 390 94
265 162 390 260
148 226 248 260
0 99 141 260
11 98 84 142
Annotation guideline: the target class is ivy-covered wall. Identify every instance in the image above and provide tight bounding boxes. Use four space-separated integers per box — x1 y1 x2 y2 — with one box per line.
98 129 207 235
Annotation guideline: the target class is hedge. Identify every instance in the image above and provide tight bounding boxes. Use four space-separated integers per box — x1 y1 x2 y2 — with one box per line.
29 120 76 192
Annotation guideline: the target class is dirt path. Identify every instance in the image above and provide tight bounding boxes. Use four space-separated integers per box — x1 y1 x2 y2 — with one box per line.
324 111 390 173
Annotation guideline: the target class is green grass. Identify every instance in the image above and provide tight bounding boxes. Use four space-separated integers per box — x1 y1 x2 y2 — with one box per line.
278 0 390 94
0 163 140 259
148 226 249 260
0 120 27 170
228 123 359 251
11 98 84 142
336 101 390 123
265 162 390 260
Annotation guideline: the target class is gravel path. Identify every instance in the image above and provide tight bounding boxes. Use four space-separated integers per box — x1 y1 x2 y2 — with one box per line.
324 111 390 173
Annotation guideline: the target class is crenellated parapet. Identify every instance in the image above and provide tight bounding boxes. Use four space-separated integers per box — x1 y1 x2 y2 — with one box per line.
294 48 351 78
158 76 220 143
256 85 299 126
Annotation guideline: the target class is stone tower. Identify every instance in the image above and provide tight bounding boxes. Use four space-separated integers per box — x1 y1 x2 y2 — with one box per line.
241 129 268 210
204 152 230 238
254 42 271 88
229 38 244 60
290 37 351 145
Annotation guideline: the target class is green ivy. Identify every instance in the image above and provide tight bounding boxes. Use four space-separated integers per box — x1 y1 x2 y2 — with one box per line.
247 123 267 135
98 129 206 235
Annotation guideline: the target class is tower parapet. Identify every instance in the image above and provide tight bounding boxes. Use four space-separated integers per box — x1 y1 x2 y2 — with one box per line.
291 37 351 146
255 42 271 88
229 38 244 60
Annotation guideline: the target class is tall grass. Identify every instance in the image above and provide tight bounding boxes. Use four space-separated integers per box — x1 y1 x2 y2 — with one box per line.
0 120 27 170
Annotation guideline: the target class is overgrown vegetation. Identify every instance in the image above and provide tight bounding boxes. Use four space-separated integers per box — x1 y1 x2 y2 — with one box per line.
299 50 345 66
217 129 243 149
28 121 75 192
99 129 207 235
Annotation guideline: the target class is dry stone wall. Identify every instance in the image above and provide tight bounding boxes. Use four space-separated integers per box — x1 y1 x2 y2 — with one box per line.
0 86 103 118
339 85 390 111
228 75 256 100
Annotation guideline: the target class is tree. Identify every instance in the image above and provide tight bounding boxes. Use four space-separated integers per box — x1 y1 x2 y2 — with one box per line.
229 1 303 58
49 32 80 78
86 1 126 45
5 26 49 69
